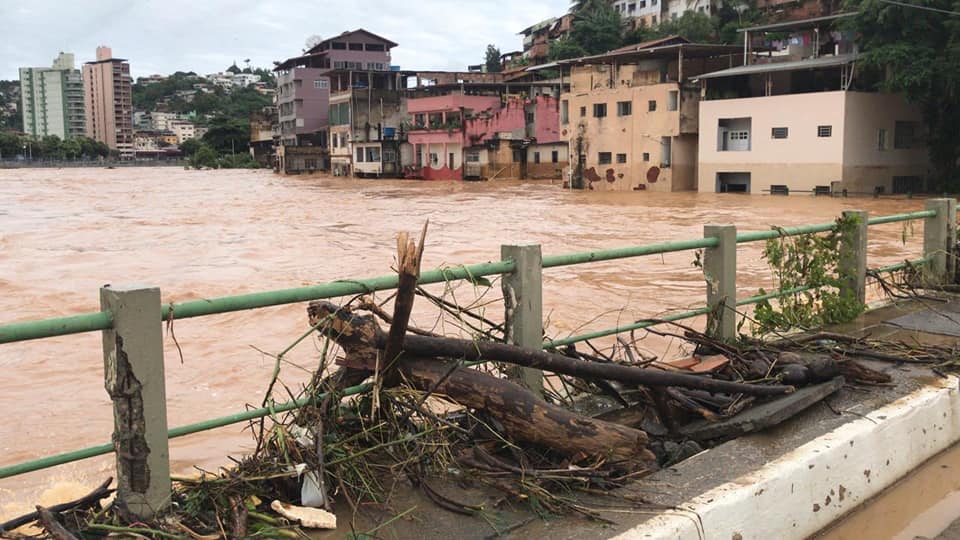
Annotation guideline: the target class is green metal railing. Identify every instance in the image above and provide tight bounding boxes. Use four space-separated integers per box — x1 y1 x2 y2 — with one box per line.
0 205 949 483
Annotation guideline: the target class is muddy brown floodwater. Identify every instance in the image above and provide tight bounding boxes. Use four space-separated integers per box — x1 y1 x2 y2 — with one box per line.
0 167 927 518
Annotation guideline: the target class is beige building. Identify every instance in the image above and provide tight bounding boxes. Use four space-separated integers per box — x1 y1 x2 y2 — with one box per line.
559 37 742 191
83 46 134 158
695 56 928 194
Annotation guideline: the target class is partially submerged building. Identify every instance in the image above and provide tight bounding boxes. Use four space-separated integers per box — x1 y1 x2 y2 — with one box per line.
696 14 929 194
558 36 743 191
404 75 567 181
327 68 408 177
273 29 397 174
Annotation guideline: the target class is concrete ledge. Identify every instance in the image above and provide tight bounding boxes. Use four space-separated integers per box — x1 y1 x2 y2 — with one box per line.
612 376 960 540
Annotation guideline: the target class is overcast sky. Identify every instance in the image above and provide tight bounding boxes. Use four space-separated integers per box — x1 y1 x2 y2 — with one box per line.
0 0 571 80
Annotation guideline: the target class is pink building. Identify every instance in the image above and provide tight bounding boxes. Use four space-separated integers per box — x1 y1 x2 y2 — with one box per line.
405 83 568 180
83 46 134 158
273 29 396 173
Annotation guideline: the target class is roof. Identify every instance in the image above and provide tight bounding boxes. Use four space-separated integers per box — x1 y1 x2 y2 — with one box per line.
273 53 323 71
519 17 558 35
692 53 859 80
738 12 857 33
558 42 745 66
304 29 398 55
606 35 689 54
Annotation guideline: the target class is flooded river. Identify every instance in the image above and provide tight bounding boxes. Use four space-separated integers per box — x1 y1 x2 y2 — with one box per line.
0 167 927 518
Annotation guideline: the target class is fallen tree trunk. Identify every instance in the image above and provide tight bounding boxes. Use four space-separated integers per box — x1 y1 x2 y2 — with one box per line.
397 358 657 464
310 302 655 464
308 301 794 397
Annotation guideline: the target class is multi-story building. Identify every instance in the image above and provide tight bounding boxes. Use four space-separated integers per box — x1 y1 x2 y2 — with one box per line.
169 121 196 144
405 73 567 181
149 111 187 132
696 15 929 195
273 29 396 173
613 0 663 27
559 36 742 191
249 106 277 167
327 69 408 177
232 73 260 87
83 46 134 158
19 52 85 139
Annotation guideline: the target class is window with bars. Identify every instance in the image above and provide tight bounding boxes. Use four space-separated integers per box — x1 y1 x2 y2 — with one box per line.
598 152 612 164
771 127 789 139
817 125 832 138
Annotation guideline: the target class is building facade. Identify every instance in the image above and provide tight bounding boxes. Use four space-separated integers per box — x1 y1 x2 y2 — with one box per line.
19 52 85 139
560 38 742 191
696 14 929 195
82 46 134 158
273 29 397 173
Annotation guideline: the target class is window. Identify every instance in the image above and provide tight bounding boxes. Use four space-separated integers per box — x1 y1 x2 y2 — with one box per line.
348 43 364 51
593 103 607 118
430 152 439 165
817 125 832 138
414 113 425 128
465 152 480 162
661 137 671 167
878 128 888 151
598 152 612 164
580 106 587 117
332 133 338 148
526 111 535 124
648 100 657 112
512 149 524 162
668 91 678 111
332 42 347 50
366 147 380 162
552 150 559 163
616 153 627 163
617 101 632 116
894 121 918 149
314 79 329 89
365 43 386 51
534 151 541 164
356 147 364 162
632 2 639 10
771 127 789 139
561 100 569 124
643 152 650 161
652 14 657 23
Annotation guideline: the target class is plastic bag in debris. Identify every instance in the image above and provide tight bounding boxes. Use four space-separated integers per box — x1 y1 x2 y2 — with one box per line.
294 463 328 508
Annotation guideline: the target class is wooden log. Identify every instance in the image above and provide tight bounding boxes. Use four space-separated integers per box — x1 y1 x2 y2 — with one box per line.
0 477 113 533
307 302 794 396
35 506 78 540
397 357 657 464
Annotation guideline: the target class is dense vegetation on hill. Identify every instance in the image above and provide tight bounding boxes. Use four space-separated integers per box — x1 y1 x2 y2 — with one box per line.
132 68 275 125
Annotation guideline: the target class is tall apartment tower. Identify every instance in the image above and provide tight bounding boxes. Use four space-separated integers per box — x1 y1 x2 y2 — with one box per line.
19 52 86 139
82 46 134 158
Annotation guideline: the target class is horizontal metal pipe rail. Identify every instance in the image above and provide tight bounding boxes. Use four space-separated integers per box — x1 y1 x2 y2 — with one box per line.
0 210 935 345
0 207 945 484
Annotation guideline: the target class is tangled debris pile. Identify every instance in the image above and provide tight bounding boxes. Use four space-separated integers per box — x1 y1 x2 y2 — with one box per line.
4 228 958 539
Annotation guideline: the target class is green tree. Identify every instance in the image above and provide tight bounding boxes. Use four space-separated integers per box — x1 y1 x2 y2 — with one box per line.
39 135 63 159
549 36 589 61
189 144 219 169
201 116 250 154
485 44 502 72
661 12 719 42
62 137 81 159
569 1 626 55
179 138 202 156
846 0 960 190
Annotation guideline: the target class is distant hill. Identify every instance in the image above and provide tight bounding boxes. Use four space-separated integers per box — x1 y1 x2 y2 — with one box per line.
133 68 275 126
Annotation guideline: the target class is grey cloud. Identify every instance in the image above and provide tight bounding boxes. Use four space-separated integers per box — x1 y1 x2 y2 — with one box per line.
1 0 569 79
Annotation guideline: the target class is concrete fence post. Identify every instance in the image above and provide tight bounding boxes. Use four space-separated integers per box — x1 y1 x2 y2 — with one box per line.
501 244 544 395
704 225 737 341
923 198 957 285
100 285 171 519
839 210 868 306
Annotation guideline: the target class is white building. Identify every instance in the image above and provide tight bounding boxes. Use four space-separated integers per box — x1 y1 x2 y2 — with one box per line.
232 73 259 87
19 52 85 138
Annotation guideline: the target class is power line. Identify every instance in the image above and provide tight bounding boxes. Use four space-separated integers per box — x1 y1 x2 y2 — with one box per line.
876 0 960 16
